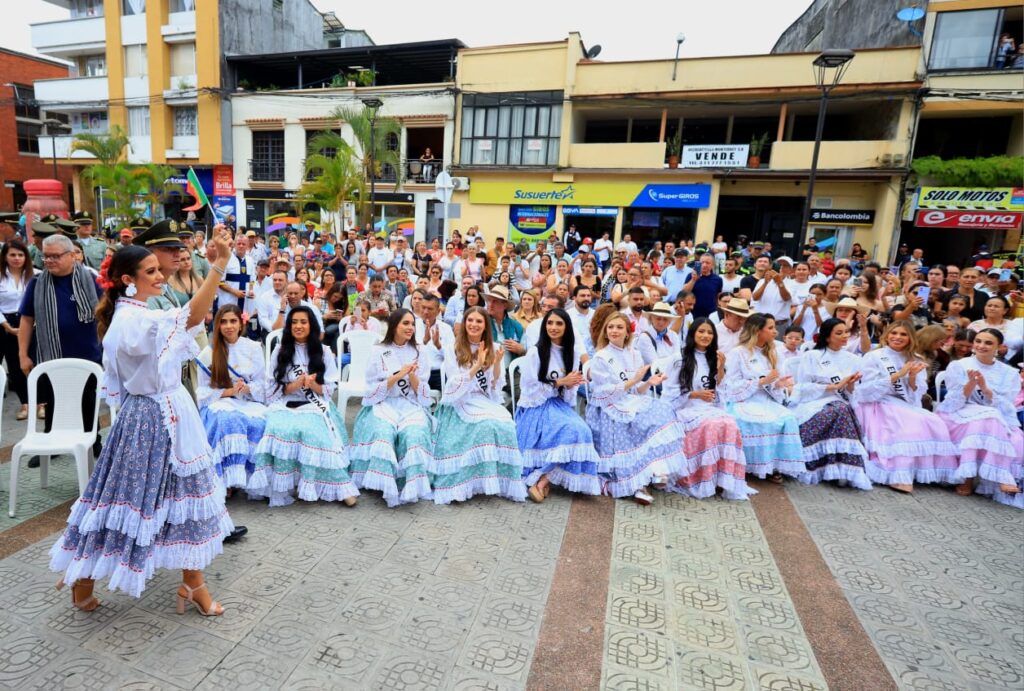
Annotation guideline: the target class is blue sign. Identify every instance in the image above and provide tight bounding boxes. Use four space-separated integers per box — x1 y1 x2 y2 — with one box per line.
629 184 711 209
562 206 618 217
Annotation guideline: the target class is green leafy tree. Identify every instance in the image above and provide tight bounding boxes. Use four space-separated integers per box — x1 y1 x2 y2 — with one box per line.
912 155 1024 187
326 105 402 224
298 131 362 236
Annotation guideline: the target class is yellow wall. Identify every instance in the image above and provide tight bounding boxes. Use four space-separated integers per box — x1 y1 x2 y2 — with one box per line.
146 4 169 162
457 42 569 92
769 140 911 169
195 0 221 164
102 0 126 133
568 143 666 169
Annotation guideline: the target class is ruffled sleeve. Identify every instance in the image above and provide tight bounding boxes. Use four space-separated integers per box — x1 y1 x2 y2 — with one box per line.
361 345 391 406
991 362 1023 428
790 351 831 407
659 355 684 406
588 352 627 409
518 349 558 409
194 347 221 409
412 348 433 406
263 344 284 405
118 305 201 392
241 338 269 404
935 359 969 415
487 345 506 405
320 347 339 400
442 344 474 405
720 348 759 404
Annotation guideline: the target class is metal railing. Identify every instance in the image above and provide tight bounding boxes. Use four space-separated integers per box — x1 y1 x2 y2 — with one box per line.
249 158 284 182
297 157 446 185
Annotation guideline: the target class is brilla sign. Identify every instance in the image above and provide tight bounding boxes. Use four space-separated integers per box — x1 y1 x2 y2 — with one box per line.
681 144 749 169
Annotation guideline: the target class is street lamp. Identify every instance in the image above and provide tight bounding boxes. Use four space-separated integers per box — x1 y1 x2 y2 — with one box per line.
800 49 855 240
671 33 686 81
360 96 383 230
42 118 69 180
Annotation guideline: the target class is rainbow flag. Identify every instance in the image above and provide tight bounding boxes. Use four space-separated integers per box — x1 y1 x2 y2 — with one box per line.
183 167 209 211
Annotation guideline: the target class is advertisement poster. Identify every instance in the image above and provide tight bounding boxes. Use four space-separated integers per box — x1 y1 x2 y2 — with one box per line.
213 165 235 196
508 205 556 245
211 196 236 224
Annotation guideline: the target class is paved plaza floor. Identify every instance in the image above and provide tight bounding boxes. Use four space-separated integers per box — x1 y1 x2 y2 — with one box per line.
0 394 1021 690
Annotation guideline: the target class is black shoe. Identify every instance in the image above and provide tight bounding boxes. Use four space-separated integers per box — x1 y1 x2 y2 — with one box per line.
92 439 102 457
27 456 40 468
223 526 248 543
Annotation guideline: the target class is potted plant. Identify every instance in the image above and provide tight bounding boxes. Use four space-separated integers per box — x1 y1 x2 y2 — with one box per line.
748 133 769 168
666 129 682 169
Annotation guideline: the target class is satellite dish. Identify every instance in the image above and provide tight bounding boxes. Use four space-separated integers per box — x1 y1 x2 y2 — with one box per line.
895 6 925 21
586 45 602 59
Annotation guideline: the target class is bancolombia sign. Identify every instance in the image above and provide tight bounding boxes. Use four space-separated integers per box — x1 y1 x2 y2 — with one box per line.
917 187 1024 211
914 210 1024 230
471 181 711 208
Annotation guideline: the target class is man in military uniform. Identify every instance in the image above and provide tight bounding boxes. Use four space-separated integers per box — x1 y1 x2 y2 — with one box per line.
0 212 19 247
181 229 209 278
28 218 68 269
72 211 106 270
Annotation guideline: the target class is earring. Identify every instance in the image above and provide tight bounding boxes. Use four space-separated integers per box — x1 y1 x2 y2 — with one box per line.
125 283 138 297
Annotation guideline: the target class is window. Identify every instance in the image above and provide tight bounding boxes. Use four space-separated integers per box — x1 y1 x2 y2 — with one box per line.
460 91 562 166
251 131 285 181
70 0 103 18
124 44 147 78
121 0 145 15
127 106 150 137
173 106 197 136
16 122 41 155
70 111 108 134
929 9 1001 70
169 0 195 11
169 43 196 78
13 84 38 120
77 54 106 77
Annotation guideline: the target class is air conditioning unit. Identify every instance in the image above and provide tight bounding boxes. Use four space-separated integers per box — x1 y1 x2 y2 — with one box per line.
452 176 470 191
879 153 894 166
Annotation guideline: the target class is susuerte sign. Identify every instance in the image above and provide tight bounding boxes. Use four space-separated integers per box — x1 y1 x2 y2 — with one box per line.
809 209 875 226
512 185 576 201
914 209 1023 230
681 144 749 169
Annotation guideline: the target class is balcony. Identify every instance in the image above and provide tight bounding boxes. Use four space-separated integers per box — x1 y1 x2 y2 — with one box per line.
34 76 108 110
162 11 196 43
568 142 665 169
39 135 96 160
403 158 444 185
31 16 105 59
768 140 910 170
250 158 285 183
164 75 198 105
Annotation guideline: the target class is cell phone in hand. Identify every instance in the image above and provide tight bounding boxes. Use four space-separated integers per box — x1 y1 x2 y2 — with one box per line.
916 286 930 302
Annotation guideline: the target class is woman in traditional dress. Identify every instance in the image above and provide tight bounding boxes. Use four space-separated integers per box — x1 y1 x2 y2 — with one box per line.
662 317 752 500
719 313 805 481
50 229 234 614
516 308 601 502
248 306 359 507
585 312 691 505
349 309 434 506
429 306 526 504
854 320 960 492
936 328 1024 505
196 304 268 490
788 318 872 490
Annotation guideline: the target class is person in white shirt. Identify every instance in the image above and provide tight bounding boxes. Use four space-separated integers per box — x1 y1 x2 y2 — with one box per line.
219 235 256 311
637 302 683 366
715 297 751 353
720 257 743 295
508 246 532 291
621 287 650 335
443 276 475 327
366 235 393 277
621 234 638 255
806 254 827 284
437 242 459 281
283 281 324 331
593 232 613 270
785 261 813 313
566 285 596 352
711 235 728 271
415 292 454 390
256 271 289 333
750 257 792 330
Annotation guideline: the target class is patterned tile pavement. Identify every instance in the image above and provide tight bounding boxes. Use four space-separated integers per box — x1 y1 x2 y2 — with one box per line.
0 492 572 690
786 483 1024 691
0 455 82 532
600 492 830 691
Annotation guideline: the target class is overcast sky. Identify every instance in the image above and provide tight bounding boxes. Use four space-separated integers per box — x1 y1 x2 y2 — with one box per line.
6 0 813 62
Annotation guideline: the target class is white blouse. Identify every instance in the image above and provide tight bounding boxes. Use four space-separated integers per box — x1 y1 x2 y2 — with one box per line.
0 272 28 323
936 355 1021 429
442 341 509 423
588 344 653 423
196 337 268 414
789 347 862 422
518 344 580 409
265 342 339 405
854 347 927 409
362 342 433 415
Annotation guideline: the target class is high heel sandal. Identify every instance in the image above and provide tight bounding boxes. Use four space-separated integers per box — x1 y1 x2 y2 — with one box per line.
56 578 100 612
176 582 224 617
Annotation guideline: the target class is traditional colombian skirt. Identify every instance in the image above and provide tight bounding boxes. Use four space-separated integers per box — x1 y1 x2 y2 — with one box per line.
516 397 602 495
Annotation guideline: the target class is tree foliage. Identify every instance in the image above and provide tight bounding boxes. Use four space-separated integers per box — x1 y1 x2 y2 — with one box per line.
326 105 402 224
911 155 1024 187
298 131 362 236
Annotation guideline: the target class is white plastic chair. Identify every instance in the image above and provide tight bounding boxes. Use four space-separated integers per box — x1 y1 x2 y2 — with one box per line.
264 329 283 376
934 371 946 404
429 366 446 411
9 359 103 518
507 356 527 416
581 360 593 406
335 330 382 430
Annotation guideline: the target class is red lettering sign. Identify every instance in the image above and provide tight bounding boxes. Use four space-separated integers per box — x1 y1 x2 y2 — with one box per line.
914 210 1023 230
213 165 235 196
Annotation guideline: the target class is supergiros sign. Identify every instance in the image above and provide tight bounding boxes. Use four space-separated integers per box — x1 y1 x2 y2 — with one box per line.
917 187 1024 211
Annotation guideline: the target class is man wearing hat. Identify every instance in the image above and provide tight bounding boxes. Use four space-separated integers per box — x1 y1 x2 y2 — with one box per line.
483 285 526 366
563 223 582 254
0 211 20 247
72 211 106 270
179 228 209 278
114 228 136 252
716 296 751 353
133 220 188 310
28 219 65 270
637 301 681 366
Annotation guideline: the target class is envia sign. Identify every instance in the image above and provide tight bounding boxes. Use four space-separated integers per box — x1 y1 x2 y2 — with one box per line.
914 209 1023 230
681 144 749 169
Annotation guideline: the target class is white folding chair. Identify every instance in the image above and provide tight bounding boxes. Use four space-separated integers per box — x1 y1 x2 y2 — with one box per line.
934 371 946 404
507 356 527 417
335 330 381 431
264 328 283 376
9 359 103 518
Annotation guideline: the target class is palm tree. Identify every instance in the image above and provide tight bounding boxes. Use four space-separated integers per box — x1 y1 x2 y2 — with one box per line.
73 126 136 226
133 164 183 218
72 124 129 166
326 106 402 225
299 131 361 237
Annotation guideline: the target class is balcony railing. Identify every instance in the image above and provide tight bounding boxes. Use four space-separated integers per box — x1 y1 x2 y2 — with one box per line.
297 157 446 185
249 158 284 182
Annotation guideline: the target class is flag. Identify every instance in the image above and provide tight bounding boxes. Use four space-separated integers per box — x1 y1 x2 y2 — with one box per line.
183 167 209 211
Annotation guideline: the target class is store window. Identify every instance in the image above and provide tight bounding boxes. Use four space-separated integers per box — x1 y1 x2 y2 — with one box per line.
460 91 562 166
70 0 103 17
124 44 148 78
622 208 698 252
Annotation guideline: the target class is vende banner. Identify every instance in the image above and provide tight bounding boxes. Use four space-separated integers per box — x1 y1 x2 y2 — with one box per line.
914 209 1023 230
681 144 749 169
917 187 1024 211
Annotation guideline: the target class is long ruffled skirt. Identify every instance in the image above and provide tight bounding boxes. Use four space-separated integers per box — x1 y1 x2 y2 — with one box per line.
938 406 1024 488
350 406 434 507
725 400 804 479
668 407 753 500
855 402 960 486
200 405 266 489
797 401 872 490
247 402 358 507
585 399 692 498
516 398 601 495
49 395 232 598
429 405 527 504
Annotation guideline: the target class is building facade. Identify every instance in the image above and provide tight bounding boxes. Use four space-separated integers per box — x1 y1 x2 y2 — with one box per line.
450 35 920 262
28 0 329 221
0 48 75 211
772 0 922 54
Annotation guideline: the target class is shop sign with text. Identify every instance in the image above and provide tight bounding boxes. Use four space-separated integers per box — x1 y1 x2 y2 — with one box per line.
681 144 749 169
471 180 711 209
914 209 1023 230
809 209 875 226
213 165 235 196
508 205 557 244
917 187 1024 211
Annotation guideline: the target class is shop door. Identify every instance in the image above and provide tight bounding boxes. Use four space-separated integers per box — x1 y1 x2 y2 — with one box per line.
715 196 803 258
564 215 615 245
425 200 442 246
245 200 265 232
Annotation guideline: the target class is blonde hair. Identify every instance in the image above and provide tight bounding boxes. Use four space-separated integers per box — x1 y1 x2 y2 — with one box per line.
514 289 541 323
737 313 778 370
454 306 496 369
879 319 922 360
596 312 633 350
589 302 620 349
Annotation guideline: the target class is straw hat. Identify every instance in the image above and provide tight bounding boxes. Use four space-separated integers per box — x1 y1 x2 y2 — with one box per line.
721 297 753 318
643 302 675 319
482 285 514 305
824 295 870 316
